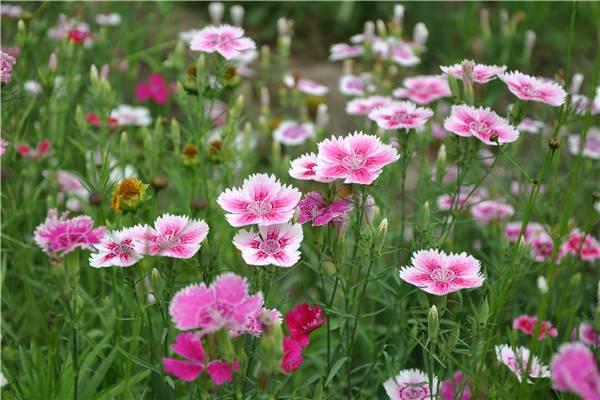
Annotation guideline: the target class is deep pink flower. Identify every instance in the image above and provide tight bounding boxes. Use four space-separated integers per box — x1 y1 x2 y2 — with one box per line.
135 73 172 105
339 75 367 97
393 75 451 105
440 371 473 400
346 96 392 116
558 229 600 262
16 139 51 158
499 71 567 107
273 120 315 146
68 29 93 44
470 200 514 224
289 153 334 183
368 100 434 130
217 173 301 227
231 307 282 337
190 24 256 60
551 342 600 399
34 209 106 256
89 228 143 268
513 315 558 340
495 345 550 383
441 63 506 84
517 118 545 134
383 369 438 400
131 214 209 259
163 332 239 384
297 192 352 226
284 74 328 96
576 323 600 347
568 128 600 160
399 249 484 296
436 187 486 211
315 132 399 185
505 222 553 262
281 336 304 373
285 304 327 347
232 223 303 267
1 50 16 84
329 43 363 61
444 105 519 145
169 272 264 334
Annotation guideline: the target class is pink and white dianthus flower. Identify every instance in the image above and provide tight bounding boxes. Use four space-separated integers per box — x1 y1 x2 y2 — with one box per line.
329 43 364 61
34 209 106 256
163 332 238 384
16 139 51 158
389 41 420 67
499 71 567 107
436 187 486 212
289 153 334 183
190 25 256 60
285 303 327 347
89 228 143 268
0 4 23 18
558 229 600 262
495 345 550 383
315 132 399 185
95 13 122 26
471 200 514 224
231 307 282 337
169 272 264 334
135 73 173 105
217 173 301 227
232 223 303 267
393 75 451 105
505 222 554 262
440 371 474 400
273 120 316 146
576 323 600 347
0 50 16 84
568 127 600 160
368 100 434 130
297 192 352 227
550 342 600 400
517 118 545 134
339 75 367 97
441 62 506 84
444 105 519 145
110 105 152 126
383 369 438 400
346 96 393 116
0 138 7 156
513 315 558 340
283 74 329 96
399 249 484 296
131 214 209 259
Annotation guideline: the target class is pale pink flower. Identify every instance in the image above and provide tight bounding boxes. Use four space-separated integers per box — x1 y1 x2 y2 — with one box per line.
205 100 227 127
510 181 545 196
1 4 23 18
368 100 433 130
431 122 448 139
273 120 316 146
289 153 334 183
558 229 600 262
517 118 545 134
393 75 451 105
383 369 438 400
577 323 600 347
190 24 256 60
47 170 89 212
399 249 484 296
1 50 16 84
131 214 209 259
283 74 328 96
388 41 420 67
431 164 458 185
169 272 264 333
568 127 600 160
551 342 600 399
34 209 106 256
471 200 514 224
436 187 486 211
495 345 550 383
329 43 363 61
441 62 506 84
110 105 152 126
89 228 143 268
297 192 352 226
440 371 474 400
505 222 554 262
217 173 301 227
444 105 519 145
232 223 303 267
499 71 567 107
513 315 558 340
0 139 8 156
346 96 392 116
95 13 121 26
339 75 367 97
315 132 399 185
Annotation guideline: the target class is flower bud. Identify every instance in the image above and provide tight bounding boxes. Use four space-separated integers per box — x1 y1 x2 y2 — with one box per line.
364 21 375 38
88 191 103 207
208 2 224 24
376 19 387 37
428 305 439 343
461 59 475 105
260 86 270 114
393 4 405 26
170 118 181 155
316 103 329 129
569 73 584 95
548 138 561 150
525 30 536 52
446 72 461 101
376 218 388 254
499 9 510 36
537 276 549 294
191 196 207 211
258 316 283 374
90 64 99 82
419 201 430 230
48 53 57 71
413 23 429 47
277 17 291 37
230 5 244 26
480 9 491 39
150 175 169 192
100 64 110 80
478 298 489 325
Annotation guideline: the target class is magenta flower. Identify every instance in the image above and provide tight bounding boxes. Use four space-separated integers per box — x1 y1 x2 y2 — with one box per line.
217 173 301 227
517 118 545 134
399 249 484 296
190 24 255 60
512 315 558 340
568 128 600 160
298 192 352 226
163 332 238 384
440 371 474 400
393 75 451 105
346 96 392 116
441 62 506 84
232 223 303 267
16 139 51 158
444 105 519 145
576 323 600 347
383 369 438 400
281 336 305 373
169 272 264 334
551 342 600 399
89 228 143 268
558 229 600 262
471 200 514 224
1 50 16 84
284 74 329 96
273 120 316 146
285 304 327 347
495 345 550 383
289 153 334 183
315 132 399 185
499 71 567 107
131 214 209 259
368 100 433 130
329 43 363 61
135 73 172 105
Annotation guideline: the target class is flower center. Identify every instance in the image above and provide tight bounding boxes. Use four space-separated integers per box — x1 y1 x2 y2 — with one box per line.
246 200 273 216
341 153 367 171
259 238 281 254
398 385 429 400
429 267 456 282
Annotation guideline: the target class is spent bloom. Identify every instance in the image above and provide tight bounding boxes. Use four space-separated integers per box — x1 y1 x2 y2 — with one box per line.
383 369 438 400
110 105 152 126
550 342 600 399
440 371 474 400
399 249 485 296
34 209 106 256
393 75 451 105
499 71 567 107
329 43 363 61
110 177 149 214
441 62 506 84
283 74 329 96
273 120 316 146
368 100 434 130
568 127 600 160
289 153 334 183
217 173 301 227
169 272 263 334
285 304 327 347
0 50 16 84
495 345 550 383
315 132 399 185
89 228 143 268
297 192 352 227
190 25 256 60
232 223 303 267
444 105 520 145
471 200 515 224
512 315 558 340
346 96 393 116
135 73 173 105
131 214 209 259
558 229 600 262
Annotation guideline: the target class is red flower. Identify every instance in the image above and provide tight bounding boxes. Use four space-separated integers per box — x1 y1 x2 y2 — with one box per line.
67 29 92 44
285 304 327 347
281 336 304 373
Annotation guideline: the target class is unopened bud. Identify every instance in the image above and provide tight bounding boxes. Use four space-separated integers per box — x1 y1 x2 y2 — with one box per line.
537 276 549 294
90 64 99 82
393 4 405 26
461 59 475 104
191 196 207 211
100 64 110 80
208 2 225 24
260 86 270 114
569 73 584 95
48 53 57 71
548 138 561 150
364 21 375 38
277 17 291 37
419 201 430 230
413 23 429 47
230 5 245 26
428 305 439 342
480 9 490 38
376 218 388 254
447 72 461 100
120 131 128 147
376 19 387 37
316 103 329 128
500 9 510 35
88 191 103 206
150 175 169 191
525 30 536 52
